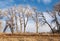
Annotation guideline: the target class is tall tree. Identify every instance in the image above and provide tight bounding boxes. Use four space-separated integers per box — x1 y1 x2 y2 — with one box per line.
51 2 60 33
3 9 15 34
41 12 54 33
17 5 23 33
32 7 39 33
13 5 19 33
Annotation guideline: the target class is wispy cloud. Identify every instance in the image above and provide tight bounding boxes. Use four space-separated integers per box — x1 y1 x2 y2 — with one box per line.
43 0 52 4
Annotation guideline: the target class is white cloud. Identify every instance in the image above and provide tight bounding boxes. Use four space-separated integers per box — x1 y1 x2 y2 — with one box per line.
43 0 52 4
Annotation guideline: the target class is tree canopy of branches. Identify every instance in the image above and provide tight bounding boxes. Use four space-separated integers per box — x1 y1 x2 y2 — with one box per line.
0 4 60 34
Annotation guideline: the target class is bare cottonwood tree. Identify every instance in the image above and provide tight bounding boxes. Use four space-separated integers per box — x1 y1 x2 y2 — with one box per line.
49 2 60 33
17 5 25 33
3 9 15 34
41 12 54 33
12 5 19 33
15 14 18 33
42 2 60 33
22 6 29 33
32 7 39 33
17 5 35 33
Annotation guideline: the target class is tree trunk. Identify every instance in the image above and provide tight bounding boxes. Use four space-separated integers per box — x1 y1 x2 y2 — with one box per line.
23 15 28 33
42 13 54 33
0 21 2 32
20 17 22 33
11 16 14 34
55 13 60 33
15 16 18 33
36 12 39 33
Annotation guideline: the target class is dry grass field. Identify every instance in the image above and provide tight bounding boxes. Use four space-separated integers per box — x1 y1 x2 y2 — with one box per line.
0 33 60 41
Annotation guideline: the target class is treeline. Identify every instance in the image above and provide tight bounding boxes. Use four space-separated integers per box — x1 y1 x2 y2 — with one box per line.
0 2 60 34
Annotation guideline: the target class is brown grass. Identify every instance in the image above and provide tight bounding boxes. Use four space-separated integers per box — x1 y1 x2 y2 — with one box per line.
0 33 60 41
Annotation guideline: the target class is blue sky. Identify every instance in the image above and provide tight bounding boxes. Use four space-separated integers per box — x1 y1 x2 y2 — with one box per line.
0 0 60 33
0 0 60 11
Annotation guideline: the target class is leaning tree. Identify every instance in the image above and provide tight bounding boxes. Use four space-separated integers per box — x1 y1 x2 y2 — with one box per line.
3 8 15 34
42 2 60 33
51 2 60 33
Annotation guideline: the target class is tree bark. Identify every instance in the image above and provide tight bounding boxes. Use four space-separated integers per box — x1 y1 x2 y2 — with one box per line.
42 13 54 33
36 12 39 33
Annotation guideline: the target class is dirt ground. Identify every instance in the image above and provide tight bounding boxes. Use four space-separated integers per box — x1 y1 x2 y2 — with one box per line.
0 33 60 41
